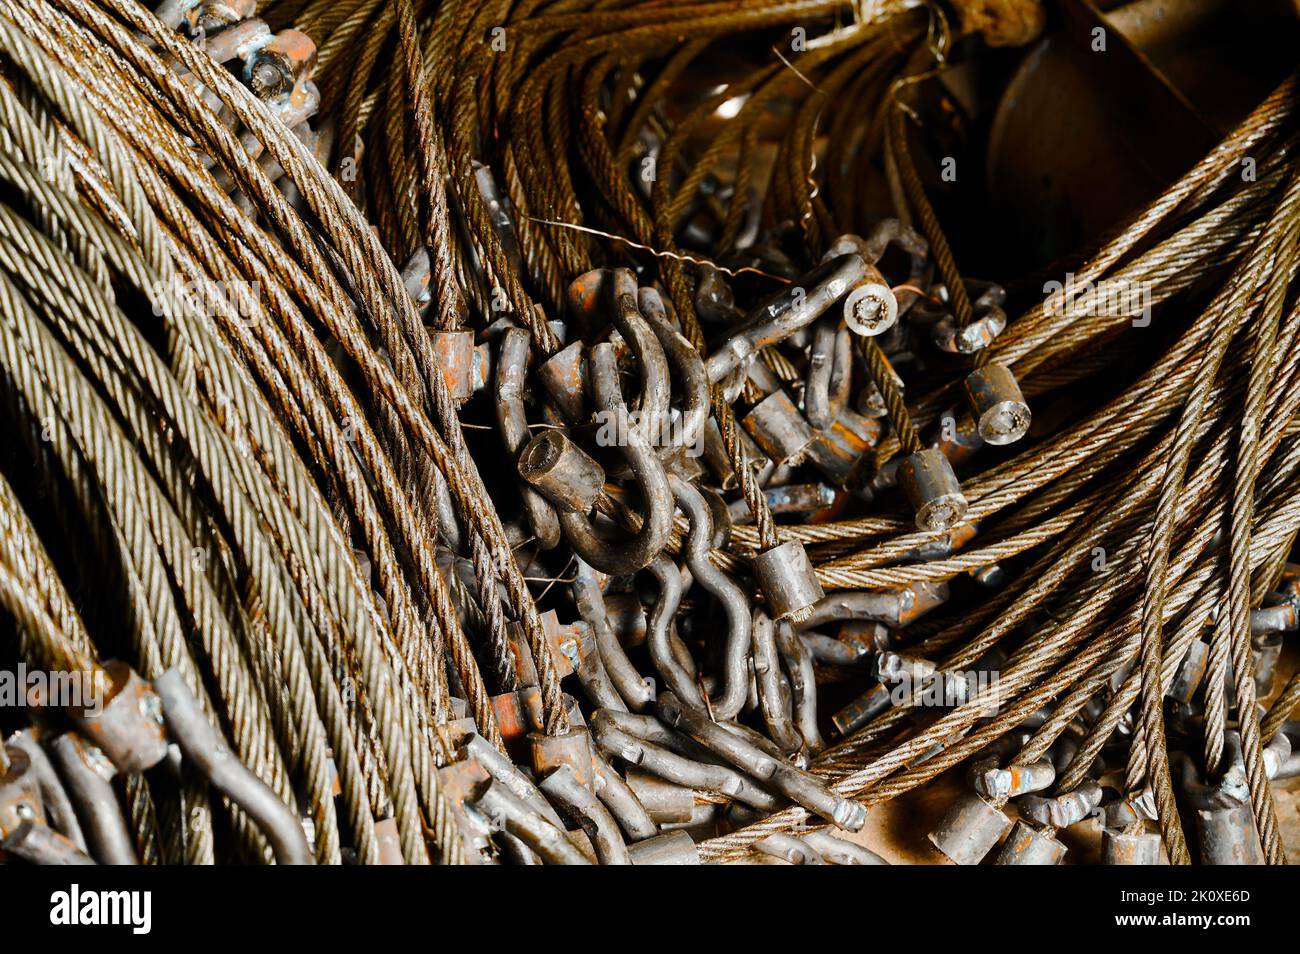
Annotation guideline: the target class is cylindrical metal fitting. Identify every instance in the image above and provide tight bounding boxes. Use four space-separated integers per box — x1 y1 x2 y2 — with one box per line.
742 389 817 466
808 406 882 487
536 340 588 421
431 330 476 401
625 768 694 823
628 830 700 865
529 729 595 789
898 448 968 531
1102 827 1163 865
832 683 893 737
1195 803 1264 865
244 29 317 100
964 363 1031 446
752 540 825 623
566 268 613 326
932 305 1007 353
928 791 1011 865
517 430 605 513
843 263 899 336
71 661 168 775
994 820 1067 865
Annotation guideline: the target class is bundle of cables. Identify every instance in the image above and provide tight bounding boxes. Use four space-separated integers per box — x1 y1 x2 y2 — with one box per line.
0 0 1297 866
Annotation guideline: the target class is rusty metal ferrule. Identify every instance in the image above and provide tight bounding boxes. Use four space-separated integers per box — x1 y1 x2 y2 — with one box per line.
265 79 320 128
671 477 752 720
877 651 976 707
898 448 969 531
566 267 615 329
809 406 883 488
730 482 837 525
154 669 313 865
928 790 1012 865
932 408 986 468
624 768 694 824
694 261 740 319
1253 630 1284 697
742 388 818 467
243 29 316 100
529 728 596 790
401 245 432 313
842 262 899 337
964 362 1031 446
752 539 825 624
430 329 477 402
628 829 700 865
1186 734 1293 866
1250 601 1298 635
704 254 870 384
538 764 631 865
557 344 673 574
656 692 867 831
932 304 1007 353
1168 638 1210 703
701 416 773 490
437 758 503 863
155 0 202 31
67 661 167 776
536 340 588 422
751 609 802 755
831 682 894 737
1102 826 1163 865
994 819 1067 865
518 429 604 514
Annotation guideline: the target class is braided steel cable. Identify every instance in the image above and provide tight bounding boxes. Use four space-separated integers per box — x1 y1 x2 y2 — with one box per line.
1 0 1297 868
